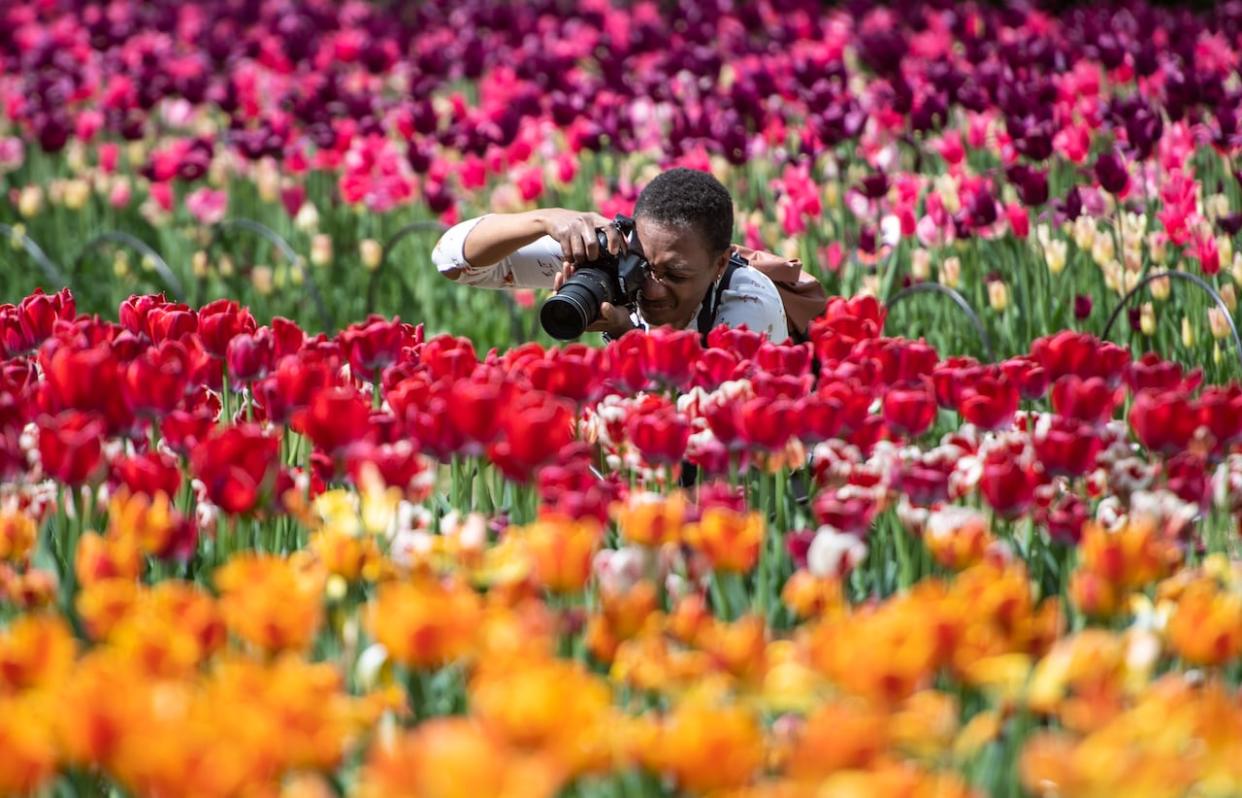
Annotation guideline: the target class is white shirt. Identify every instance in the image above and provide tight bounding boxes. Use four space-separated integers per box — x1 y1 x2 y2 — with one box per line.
431 214 789 343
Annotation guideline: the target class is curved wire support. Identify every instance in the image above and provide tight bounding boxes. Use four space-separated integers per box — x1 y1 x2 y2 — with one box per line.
71 231 184 300
884 282 995 361
1102 270 1242 370
365 221 447 313
0 223 71 288
210 219 333 332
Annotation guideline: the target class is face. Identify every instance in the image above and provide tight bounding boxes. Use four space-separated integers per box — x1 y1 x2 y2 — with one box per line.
632 217 730 330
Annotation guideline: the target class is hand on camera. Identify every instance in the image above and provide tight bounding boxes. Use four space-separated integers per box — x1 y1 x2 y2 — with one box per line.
553 261 636 338
542 209 626 264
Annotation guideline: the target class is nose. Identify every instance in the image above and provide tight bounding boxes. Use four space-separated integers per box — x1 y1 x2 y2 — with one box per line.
641 270 669 300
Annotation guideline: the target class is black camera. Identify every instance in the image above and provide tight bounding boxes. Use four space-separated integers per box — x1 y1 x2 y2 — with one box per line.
539 215 650 340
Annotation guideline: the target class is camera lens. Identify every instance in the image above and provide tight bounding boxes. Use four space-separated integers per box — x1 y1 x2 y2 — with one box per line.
540 267 613 340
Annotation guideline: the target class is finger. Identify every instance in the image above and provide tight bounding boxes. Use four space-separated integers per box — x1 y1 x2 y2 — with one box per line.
583 222 601 261
603 226 625 255
566 232 586 263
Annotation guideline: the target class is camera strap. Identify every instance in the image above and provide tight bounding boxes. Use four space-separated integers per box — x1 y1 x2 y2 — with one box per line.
694 255 744 343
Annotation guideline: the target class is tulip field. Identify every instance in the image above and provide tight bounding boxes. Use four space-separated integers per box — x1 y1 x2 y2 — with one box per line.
4 0 1242 796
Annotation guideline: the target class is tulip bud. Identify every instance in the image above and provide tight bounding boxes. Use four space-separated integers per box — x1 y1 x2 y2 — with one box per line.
1219 235 1233 267
1121 268 1140 295
1209 193 1230 220
1148 232 1168 265
289 261 304 286
940 256 961 288
273 265 288 290
911 248 932 281
1091 233 1114 266
109 177 132 209
360 239 383 271
988 279 1009 312
311 234 333 267
1233 253 1242 285
256 159 280 203
1073 216 1096 249
17 185 42 218
1150 275 1171 301
935 174 960 214
823 181 839 210
860 274 880 297
1044 240 1067 275
1036 223 1052 249
7 223 25 249
1182 316 1195 348
1140 303 1156 336
192 250 209 277
1208 308 1231 340
113 251 129 278
252 265 273 295
63 178 91 211
1221 283 1237 313
126 141 146 168
294 202 320 232
1214 342 1223 365
219 255 235 277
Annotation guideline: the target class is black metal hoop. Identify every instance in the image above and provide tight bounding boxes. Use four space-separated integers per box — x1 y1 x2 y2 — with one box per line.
209 219 333 331
0 224 71 289
72 230 184 300
1101 269 1242 370
365 220 447 313
884 282 995 361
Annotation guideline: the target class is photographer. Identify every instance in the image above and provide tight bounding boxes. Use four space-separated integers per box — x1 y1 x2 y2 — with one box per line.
431 168 790 344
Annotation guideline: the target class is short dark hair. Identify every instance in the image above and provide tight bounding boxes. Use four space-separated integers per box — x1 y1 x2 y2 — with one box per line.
634 167 733 254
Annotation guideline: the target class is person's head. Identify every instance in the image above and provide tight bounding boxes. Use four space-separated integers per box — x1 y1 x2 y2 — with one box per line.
631 167 734 329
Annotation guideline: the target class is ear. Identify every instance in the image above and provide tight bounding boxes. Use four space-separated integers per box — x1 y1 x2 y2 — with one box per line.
712 247 731 280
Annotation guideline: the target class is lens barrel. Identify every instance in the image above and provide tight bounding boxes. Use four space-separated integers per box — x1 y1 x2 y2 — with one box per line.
539 267 614 340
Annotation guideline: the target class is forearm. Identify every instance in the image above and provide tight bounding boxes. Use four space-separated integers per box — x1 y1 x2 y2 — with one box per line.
460 209 560 268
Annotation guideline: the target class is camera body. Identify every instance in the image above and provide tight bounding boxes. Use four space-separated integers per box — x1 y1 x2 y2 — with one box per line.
539 214 651 340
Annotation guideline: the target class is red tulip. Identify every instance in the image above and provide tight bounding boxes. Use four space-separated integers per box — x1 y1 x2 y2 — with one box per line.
812 491 877 537
147 304 198 343
739 396 798 450
998 356 1050 400
190 424 280 515
488 393 574 483
112 450 182 498
821 380 873 436
527 345 602 405
198 298 257 358
627 406 692 464
1129 388 1199 456
932 357 984 408
346 440 426 492
226 328 275 384
123 339 189 416
643 328 702 388
1037 492 1088 544
119 293 168 338
447 372 512 450
693 348 743 389
18 288 75 350
271 316 306 360
603 332 650 393
1165 452 1210 509
979 451 1037 519
1033 416 1101 477
756 342 814 377
856 338 939 385
1030 331 1129 385
1125 352 1202 394
419 334 478 382
896 462 951 507
338 315 405 377
160 409 217 456
882 383 937 437
302 386 373 457
1050 375 1120 425
1199 385 1242 450
957 374 1019 430
707 325 765 359
38 410 104 486
0 306 27 356
798 393 842 443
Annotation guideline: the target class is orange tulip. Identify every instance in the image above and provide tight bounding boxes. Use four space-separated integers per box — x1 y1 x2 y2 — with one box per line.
684 507 765 573
615 491 687 547
517 515 601 594
365 576 483 669
215 553 325 653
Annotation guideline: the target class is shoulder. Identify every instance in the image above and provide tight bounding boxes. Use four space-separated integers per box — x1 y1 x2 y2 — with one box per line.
717 266 788 343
